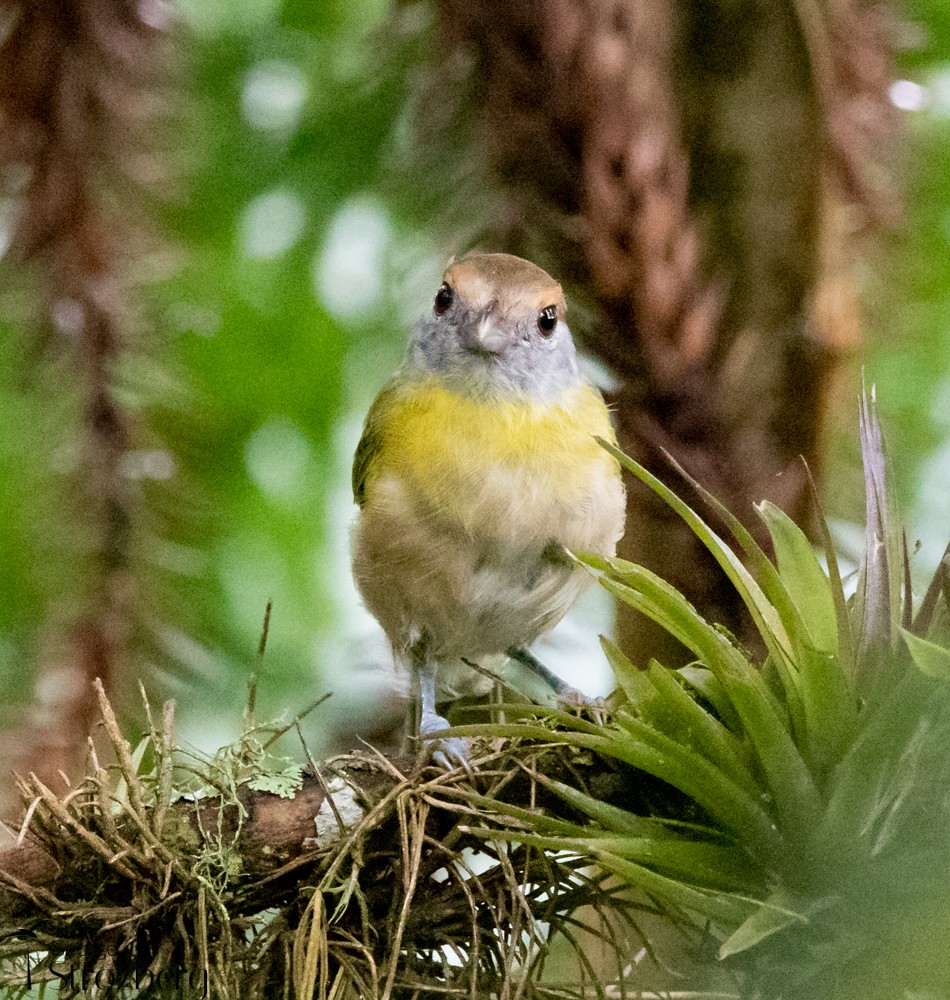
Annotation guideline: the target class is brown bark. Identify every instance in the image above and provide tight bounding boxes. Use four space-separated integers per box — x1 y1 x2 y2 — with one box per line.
0 0 170 810
0 773 331 924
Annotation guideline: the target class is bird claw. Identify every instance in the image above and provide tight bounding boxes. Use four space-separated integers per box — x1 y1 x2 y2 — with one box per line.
420 713 471 773
431 741 472 773
555 687 607 723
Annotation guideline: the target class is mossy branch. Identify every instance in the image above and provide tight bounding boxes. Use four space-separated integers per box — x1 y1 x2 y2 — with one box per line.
0 686 668 999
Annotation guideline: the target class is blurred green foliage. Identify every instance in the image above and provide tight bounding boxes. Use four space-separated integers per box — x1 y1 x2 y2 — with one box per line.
0 0 431 750
138 0 430 749
0 0 949 758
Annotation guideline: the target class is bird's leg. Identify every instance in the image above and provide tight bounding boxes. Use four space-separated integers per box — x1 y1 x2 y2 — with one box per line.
506 645 565 692
506 645 603 717
416 644 443 732
411 636 470 770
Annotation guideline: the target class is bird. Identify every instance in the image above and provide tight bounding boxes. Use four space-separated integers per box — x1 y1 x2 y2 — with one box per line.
351 252 626 767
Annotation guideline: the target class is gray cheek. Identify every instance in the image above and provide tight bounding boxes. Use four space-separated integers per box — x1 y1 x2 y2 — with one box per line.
411 318 458 372
556 338 579 379
537 343 581 397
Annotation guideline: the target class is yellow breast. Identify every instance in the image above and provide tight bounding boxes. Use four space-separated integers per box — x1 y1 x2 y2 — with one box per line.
364 378 623 551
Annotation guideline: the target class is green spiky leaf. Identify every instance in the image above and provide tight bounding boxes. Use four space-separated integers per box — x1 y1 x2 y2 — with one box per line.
900 627 950 680
718 891 812 958
756 499 837 657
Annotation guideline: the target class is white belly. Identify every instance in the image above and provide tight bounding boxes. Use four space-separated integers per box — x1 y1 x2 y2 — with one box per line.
351 469 611 661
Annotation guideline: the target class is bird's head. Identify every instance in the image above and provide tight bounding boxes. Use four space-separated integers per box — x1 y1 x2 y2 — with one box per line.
408 252 580 399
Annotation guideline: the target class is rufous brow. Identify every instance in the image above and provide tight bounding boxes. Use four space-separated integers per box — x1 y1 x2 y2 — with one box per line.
444 255 567 318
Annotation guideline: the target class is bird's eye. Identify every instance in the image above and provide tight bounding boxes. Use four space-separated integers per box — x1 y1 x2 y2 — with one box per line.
537 305 558 337
434 283 454 316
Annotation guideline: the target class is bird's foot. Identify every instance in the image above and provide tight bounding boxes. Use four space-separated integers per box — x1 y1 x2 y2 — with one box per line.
555 686 607 723
419 712 471 772
507 645 606 722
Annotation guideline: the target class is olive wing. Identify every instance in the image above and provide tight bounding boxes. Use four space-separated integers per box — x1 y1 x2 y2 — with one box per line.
351 381 400 508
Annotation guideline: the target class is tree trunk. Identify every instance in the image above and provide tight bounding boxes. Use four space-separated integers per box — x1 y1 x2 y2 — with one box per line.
423 0 899 663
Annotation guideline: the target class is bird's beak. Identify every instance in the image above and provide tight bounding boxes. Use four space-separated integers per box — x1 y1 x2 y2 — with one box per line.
468 316 508 355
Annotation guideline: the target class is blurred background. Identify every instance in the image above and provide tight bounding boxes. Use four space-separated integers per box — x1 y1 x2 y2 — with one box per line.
0 0 947 808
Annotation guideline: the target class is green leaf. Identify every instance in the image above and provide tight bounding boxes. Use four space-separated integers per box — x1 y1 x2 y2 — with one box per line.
542 777 720 840
757 500 838 657
816 670 931 859
597 440 795 668
599 837 761 892
755 487 861 777
912 541 950 635
722 679 823 851
678 665 743 733
797 645 858 778
594 852 754 927
598 633 658 704
451 720 787 869
718 891 809 958
438 787 598 839
610 710 788 866
807 469 857 675
593 441 810 738
585 559 822 852
650 459 817 738
247 764 304 798
581 554 766 691
900 627 950 679
523 833 760 893
464 827 754 927
601 638 754 787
